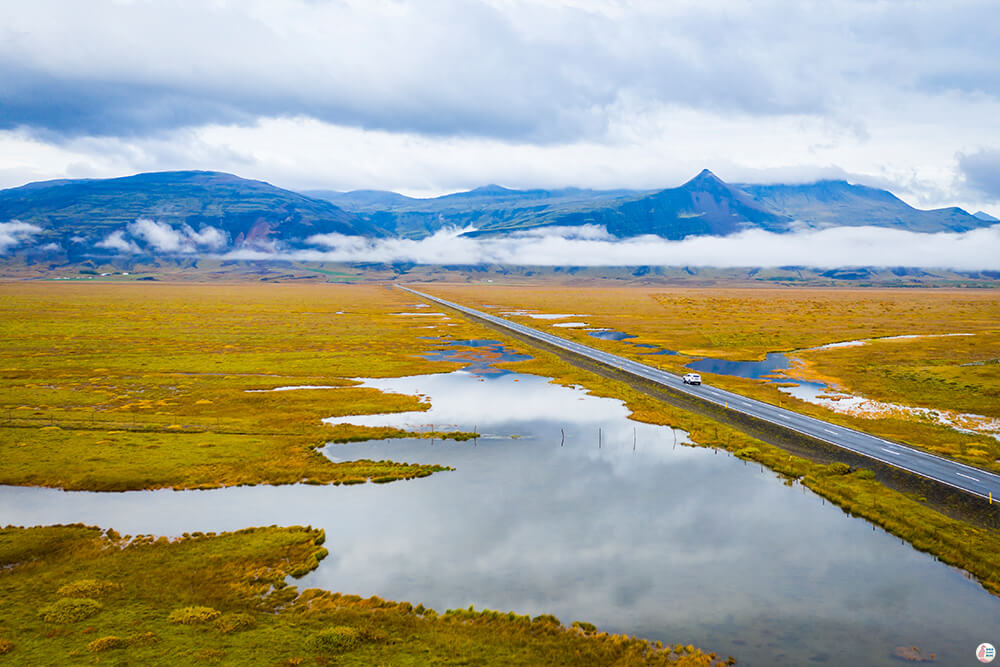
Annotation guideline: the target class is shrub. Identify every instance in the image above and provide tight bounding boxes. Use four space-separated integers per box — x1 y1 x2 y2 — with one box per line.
532 614 561 628
126 631 160 646
39 598 102 623
0 639 13 654
168 606 221 625
357 625 388 643
87 636 125 652
312 626 360 653
734 446 759 459
824 462 851 476
214 612 256 634
571 621 597 634
57 579 121 598
854 469 876 480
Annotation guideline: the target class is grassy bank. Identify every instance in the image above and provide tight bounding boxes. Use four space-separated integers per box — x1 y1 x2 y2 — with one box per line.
425 284 1000 471
0 283 497 490
466 331 1000 598
0 524 727 665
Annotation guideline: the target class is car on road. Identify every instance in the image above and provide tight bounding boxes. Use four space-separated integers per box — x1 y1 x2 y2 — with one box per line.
682 373 702 385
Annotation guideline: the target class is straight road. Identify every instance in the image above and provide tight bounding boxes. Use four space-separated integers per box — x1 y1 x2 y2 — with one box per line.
400 285 1000 503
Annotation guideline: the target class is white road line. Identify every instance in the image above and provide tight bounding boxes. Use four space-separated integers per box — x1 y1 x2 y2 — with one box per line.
405 287 1000 500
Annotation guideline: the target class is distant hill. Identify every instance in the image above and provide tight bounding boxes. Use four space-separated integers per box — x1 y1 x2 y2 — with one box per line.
0 171 381 258
738 180 986 233
526 169 790 239
310 170 990 239
1 170 993 261
973 211 999 222
306 185 641 239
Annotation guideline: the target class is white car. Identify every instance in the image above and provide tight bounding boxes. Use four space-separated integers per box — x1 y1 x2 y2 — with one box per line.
682 373 702 385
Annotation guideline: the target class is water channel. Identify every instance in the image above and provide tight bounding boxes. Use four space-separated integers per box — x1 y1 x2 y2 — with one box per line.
2 341 999 665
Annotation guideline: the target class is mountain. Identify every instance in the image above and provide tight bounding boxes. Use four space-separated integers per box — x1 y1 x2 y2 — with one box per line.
2 170 993 261
311 170 989 240
973 211 999 222
306 184 640 239
519 169 791 239
0 171 381 258
738 180 985 233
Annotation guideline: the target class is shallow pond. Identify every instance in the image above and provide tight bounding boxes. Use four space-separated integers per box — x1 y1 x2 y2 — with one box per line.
2 352 999 665
685 352 792 380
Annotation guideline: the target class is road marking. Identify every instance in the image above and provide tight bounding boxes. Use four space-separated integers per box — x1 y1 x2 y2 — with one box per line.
407 288 998 498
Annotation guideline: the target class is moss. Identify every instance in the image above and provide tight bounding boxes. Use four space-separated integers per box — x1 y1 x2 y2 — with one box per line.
57 578 121 598
39 597 103 623
214 612 256 634
0 284 478 491
168 606 222 625
0 524 722 665
312 625 360 653
87 635 126 652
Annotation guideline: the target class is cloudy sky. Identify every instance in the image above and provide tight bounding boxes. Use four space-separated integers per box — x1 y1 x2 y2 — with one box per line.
2 0 999 216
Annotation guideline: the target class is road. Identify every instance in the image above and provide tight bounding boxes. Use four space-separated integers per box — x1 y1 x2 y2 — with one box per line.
400 285 1000 503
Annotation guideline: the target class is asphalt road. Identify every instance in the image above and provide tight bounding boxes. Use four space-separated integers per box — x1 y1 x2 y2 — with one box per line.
400 285 1000 503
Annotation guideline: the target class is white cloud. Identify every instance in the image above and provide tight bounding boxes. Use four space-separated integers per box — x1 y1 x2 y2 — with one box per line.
0 221 43 253
96 230 140 254
2 1 1000 216
122 218 227 253
184 225 226 250
228 224 1000 270
128 218 186 252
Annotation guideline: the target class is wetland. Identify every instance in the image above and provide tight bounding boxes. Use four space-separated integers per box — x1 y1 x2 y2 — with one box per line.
3 282 1000 665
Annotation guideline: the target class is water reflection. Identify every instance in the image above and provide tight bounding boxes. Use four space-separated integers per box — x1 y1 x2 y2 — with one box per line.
588 329 638 341
685 352 792 380
419 339 533 377
1 371 998 665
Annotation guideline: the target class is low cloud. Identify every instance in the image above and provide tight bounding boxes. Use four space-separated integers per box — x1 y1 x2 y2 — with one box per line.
96 219 228 254
96 230 141 254
0 221 43 253
229 224 1000 271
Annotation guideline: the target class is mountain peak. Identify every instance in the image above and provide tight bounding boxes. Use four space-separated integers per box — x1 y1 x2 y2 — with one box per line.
973 210 999 222
470 184 516 195
685 169 724 187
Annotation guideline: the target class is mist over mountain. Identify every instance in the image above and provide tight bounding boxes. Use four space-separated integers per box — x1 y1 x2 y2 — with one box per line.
739 180 986 233
312 169 989 240
0 169 995 266
0 171 380 259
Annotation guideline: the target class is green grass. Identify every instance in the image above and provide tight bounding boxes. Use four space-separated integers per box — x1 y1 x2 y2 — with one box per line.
0 524 726 666
0 283 496 490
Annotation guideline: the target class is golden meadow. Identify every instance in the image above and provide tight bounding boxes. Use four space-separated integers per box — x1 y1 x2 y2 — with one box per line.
2 281 999 663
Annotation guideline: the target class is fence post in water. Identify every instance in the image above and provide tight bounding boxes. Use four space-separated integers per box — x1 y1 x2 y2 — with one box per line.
599 428 602 448
560 429 564 447
633 427 636 451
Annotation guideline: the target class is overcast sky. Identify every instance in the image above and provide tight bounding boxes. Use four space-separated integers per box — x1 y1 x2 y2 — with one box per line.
1 0 999 215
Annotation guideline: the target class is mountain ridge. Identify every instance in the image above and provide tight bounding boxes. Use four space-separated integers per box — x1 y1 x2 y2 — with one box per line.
1 169 993 259
0 171 382 259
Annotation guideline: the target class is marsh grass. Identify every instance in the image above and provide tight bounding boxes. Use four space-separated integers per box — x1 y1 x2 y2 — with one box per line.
428 284 1000 471
0 524 726 666
483 340 1000 598
0 283 492 490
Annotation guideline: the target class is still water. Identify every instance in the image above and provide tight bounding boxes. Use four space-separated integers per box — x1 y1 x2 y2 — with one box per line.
2 354 999 664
